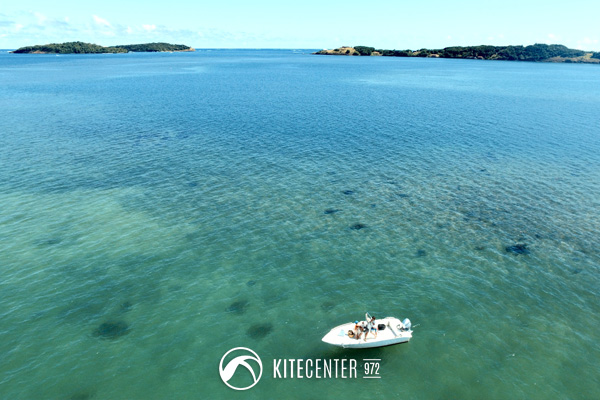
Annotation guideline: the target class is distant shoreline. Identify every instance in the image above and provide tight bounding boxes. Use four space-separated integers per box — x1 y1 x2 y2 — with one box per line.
11 41 195 54
315 44 600 64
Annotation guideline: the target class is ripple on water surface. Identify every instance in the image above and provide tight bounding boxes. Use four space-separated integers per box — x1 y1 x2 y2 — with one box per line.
0 51 599 399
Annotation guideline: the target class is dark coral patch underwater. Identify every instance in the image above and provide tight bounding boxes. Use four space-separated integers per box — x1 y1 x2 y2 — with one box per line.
505 244 530 255
226 300 249 315
246 323 273 339
93 321 129 339
321 300 336 311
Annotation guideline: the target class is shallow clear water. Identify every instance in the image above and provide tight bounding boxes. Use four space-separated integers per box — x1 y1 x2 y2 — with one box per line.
1 50 599 399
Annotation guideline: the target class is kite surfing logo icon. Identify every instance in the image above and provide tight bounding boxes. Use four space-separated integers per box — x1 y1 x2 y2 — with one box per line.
219 347 263 390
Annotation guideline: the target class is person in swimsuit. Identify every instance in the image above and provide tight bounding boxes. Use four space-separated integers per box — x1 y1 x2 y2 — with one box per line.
369 316 378 339
353 321 361 340
362 319 372 341
359 321 367 340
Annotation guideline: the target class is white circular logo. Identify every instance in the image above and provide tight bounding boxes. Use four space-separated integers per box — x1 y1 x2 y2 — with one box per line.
219 347 263 391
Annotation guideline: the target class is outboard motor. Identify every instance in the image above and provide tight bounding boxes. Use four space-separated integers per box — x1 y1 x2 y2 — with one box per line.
402 318 412 331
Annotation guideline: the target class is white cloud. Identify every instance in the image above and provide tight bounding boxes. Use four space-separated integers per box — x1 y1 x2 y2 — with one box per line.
582 37 597 44
0 21 23 37
93 15 111 27
126 26 133 34
34 12 47 25
575 37 599 50
544 33 557 45
142 24 156 31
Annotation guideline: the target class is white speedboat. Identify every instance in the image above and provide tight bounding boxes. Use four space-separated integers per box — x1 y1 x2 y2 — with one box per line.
322 314 412 349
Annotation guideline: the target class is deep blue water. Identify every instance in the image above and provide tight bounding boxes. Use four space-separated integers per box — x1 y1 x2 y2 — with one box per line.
1 49 599 399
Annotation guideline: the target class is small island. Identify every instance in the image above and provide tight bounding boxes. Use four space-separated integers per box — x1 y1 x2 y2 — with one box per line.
11 41 195 54
315 44 600 64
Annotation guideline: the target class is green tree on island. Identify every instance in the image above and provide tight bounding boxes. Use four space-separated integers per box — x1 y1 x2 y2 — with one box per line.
12 42 194 54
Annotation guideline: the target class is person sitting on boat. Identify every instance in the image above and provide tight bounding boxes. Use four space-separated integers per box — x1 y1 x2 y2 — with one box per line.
356 321 368 340
353 321 361 340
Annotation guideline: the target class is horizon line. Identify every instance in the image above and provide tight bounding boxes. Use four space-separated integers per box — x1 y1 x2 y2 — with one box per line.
2 43 599 52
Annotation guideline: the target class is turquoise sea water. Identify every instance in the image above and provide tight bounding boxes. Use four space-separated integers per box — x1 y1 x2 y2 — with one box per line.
1 49 599 399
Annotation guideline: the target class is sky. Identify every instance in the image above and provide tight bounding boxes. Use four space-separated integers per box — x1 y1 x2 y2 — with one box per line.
1 0 599 50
